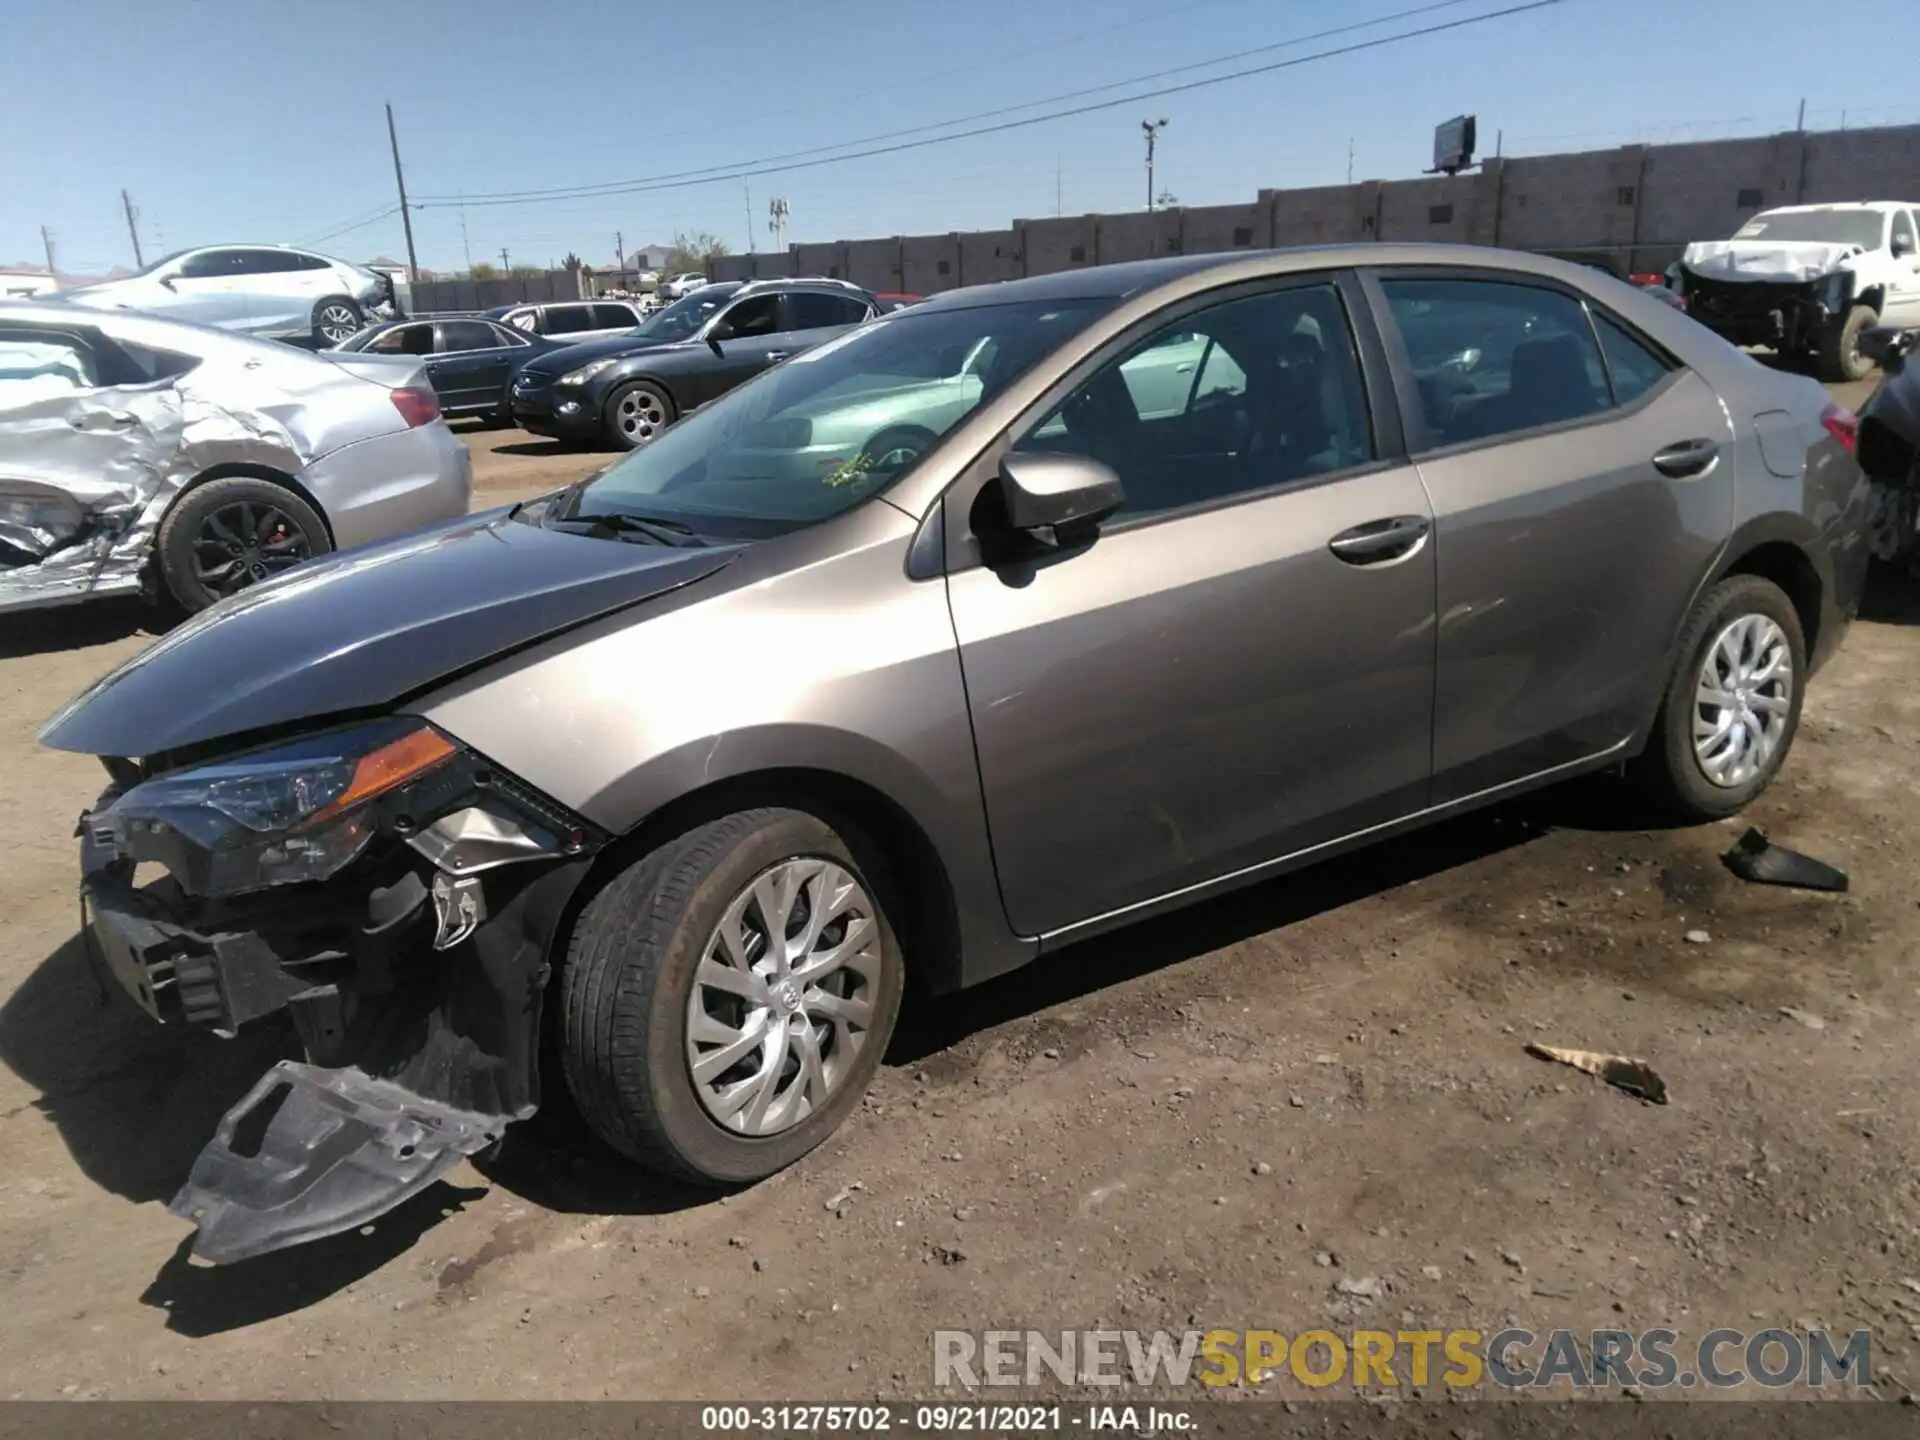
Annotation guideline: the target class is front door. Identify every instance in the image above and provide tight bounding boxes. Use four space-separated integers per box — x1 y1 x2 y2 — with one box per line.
945 277 1438 937
1885 210 1920 327
687 292 790 407
1367 270 1736 802
157 249 254 330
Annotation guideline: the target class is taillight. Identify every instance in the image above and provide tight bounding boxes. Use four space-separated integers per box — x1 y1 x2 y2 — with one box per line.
390 386 440 428
1821 403 1859 455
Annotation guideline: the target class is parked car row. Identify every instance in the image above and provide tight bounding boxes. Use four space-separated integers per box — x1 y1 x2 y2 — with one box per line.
37 244 1889 1268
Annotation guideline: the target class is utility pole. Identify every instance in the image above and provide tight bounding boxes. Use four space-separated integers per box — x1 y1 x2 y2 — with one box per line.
615 229 625 280
1347 138 1354 185
744 182 754 255
767 197 790 251
120 189 144 267
40 226 56 278
1142 118 1169 212
500 247 511 272
1055 156 1063 218
459 197 473 273
385 102 420 284
1795 97 1806 132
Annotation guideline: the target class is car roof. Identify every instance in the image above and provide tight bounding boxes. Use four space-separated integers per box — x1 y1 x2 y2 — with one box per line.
903 243 1631 315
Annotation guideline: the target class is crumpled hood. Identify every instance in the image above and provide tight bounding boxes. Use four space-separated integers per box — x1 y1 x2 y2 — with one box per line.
1681 239 1864 284
524 333 686 373
40 509 737 759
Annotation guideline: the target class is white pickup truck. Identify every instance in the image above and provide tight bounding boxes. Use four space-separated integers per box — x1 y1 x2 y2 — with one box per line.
1678 201 1920 381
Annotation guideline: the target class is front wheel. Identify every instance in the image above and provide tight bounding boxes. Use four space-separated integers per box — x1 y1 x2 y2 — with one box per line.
558 807 905 1185
602 380 675 450
155 476 332 613
1635 574 1806 820
1817 304 1878 383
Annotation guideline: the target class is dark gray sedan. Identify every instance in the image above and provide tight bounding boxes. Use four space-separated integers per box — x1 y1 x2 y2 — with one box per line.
42 244 1870 1263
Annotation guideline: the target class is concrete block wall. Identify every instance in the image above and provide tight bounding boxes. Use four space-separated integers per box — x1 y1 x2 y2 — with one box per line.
846 238 903 292
711 120 1920 296
957 228 1022 285
901 233 960 293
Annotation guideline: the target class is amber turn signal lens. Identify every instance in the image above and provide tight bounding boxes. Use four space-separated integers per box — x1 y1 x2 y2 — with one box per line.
304 726 457 826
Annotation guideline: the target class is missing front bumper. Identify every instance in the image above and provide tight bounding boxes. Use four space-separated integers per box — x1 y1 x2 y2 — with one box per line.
172 1060 509 1264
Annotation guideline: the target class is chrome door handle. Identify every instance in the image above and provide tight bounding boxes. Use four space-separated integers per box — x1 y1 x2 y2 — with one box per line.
1652 438 1719 478
765 350 791 363
72 411 139 431
1328 515 1431 565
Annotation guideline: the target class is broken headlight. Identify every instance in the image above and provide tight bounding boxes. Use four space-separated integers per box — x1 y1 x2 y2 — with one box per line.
94 718 458 898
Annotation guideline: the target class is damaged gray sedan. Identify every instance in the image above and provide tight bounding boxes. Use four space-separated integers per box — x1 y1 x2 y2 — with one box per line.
0 301 470 613
39 245 1870 1266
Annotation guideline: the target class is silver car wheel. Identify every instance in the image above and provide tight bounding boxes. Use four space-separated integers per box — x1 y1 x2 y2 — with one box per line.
1692 613 1793 788
317 303 360 344
617 388 665 441
685 856 882 1137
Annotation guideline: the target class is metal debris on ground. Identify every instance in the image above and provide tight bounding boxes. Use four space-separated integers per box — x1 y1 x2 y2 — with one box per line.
1721 826 1850 892
1525 1043 1670 1104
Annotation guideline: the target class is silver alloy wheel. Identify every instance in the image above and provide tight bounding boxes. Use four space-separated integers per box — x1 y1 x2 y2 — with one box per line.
317 303 359 344
685 856 882 1136
617 387 666 442
1692 613 1793 788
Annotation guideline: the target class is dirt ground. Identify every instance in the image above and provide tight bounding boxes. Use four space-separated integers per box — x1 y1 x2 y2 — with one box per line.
4 389 1919 1403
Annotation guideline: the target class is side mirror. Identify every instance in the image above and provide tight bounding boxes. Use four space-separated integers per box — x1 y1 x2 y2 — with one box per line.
992 451 1124 548
158 276 178 291
706 320 735 352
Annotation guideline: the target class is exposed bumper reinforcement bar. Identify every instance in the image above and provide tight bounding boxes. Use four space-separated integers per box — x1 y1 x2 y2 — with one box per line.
170 1059 510 1265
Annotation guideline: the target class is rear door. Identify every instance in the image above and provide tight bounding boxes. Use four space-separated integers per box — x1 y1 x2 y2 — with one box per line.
1364 268 1736 801
431 318 522 413
781 291 873 359
0 321 195 604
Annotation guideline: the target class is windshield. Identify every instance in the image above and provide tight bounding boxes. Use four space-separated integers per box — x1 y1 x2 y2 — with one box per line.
628 285 740 341
1733 209 1887 249
556 295 1113 540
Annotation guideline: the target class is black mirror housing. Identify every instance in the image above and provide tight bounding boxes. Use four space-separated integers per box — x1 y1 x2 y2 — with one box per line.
1861 325 1919 371
996 451 1125 544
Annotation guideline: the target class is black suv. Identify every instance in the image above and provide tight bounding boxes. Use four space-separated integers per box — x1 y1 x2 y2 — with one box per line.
510 278 880 448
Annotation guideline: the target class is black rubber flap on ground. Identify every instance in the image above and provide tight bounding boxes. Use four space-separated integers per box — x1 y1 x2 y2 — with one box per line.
169 1059 509 1265
1721 826 1850 893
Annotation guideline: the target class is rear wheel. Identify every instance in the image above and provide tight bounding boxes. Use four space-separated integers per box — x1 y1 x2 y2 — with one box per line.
603 380 675 450
1817 304 1877 383
312 297 364 347
1635 574 1805 820
155 477 331 613
558 807 904 1184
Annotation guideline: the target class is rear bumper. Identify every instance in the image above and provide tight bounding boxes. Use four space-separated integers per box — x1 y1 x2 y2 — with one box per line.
302 422 472 551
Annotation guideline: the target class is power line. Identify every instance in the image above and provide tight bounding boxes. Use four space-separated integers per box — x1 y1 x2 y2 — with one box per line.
298 203 402 247
418 0 1532 209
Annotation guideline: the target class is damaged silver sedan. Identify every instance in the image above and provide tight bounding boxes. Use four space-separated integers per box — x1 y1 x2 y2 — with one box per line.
0 300 470 614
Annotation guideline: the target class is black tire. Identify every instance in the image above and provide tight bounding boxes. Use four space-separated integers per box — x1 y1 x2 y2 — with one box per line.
602 380 675 450
155 476 331 614
1634 574 1806 821
558 807 905 1185
311 297 365 348
1817 304 1878 383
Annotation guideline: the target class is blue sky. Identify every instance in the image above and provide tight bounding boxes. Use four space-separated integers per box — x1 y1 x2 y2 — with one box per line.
6 0 1917 276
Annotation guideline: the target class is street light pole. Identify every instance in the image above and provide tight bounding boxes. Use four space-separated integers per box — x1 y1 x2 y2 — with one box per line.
1142 118 1169 212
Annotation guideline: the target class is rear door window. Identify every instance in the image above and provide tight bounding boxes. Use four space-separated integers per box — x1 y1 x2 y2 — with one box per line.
592 303 639 330
1591 313 1675 406
0 328 101 401
787 292 871 330
1379 277 1611 449
437 319 502 352
543 305 600 335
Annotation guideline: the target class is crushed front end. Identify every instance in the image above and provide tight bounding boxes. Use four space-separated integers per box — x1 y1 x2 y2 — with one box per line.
76 717 604 1263
1680 267 1854 352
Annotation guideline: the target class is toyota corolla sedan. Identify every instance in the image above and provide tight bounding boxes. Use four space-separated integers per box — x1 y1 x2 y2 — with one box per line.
42 245 1870 1264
